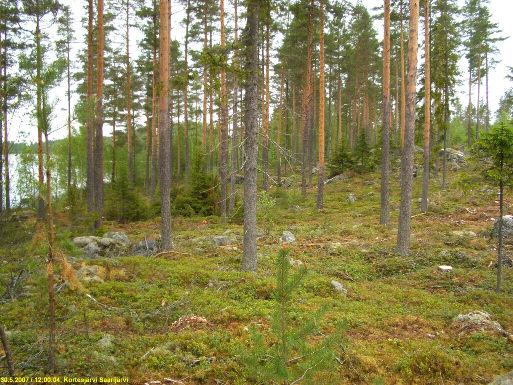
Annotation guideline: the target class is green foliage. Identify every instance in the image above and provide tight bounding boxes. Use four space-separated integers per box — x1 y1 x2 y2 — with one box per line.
353 135 379 173
244 249 340 384
472 120 513 185
328 145 354 177
257 191 277 234
171 153 219 217
105 170 149 222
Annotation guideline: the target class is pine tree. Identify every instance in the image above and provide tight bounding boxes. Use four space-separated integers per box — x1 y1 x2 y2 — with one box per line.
317 0 325 209
397 0 420 256
159 0 172 250
242 0 259 272
421 0 431 213
381 0 391 225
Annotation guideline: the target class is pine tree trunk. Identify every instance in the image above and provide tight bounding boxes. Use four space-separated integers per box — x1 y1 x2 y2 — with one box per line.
150 35 158 196
202 5 208 153
380 0 391 225
44 126 57 374
0 30 3 212
467 67 472 147
184 0 191 178
36 16 45 218
476 55 481 141
397 0 420 256
242 0 259 272
66 14 72 197
497 177 504 292
219 0 228 218
317 0 325 210
337 76 342 148
485 52 490 131
229 0 239 214
400 0 406 149
111 112 116 182
159 0 172 250
126 0 135 185
421 0 431 213
86 0 95 214
94 0 105 229
301 2 313 197
262 22 270 191
277 67 284 187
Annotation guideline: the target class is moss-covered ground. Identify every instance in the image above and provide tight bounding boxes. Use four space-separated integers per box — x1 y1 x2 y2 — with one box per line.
2 170 513 384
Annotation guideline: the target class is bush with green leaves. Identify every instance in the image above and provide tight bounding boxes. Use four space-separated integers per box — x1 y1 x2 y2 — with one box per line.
244 249 341 384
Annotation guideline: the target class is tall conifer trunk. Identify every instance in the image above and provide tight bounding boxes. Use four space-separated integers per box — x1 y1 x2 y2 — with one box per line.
421 0 431 213
380 0 391 224
317 0 325 209
397 0 420 256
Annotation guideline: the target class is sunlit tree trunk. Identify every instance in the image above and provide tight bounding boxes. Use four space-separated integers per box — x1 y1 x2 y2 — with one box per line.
159 0 172 250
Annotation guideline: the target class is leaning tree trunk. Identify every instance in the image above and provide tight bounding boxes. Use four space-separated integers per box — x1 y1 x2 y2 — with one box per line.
380 0 391 224
159 0 172 250
397 0 420 256
317 0 326 210
242 0 259 272
421 0 431 213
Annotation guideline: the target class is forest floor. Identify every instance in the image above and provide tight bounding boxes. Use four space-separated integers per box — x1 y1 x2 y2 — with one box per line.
2 169 513 385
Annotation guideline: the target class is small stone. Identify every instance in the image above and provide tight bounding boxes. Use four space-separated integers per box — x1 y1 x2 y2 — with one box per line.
104 231 130 246
97 333 114 350
83 242 102 258
288 258 304 268
77 265 105 283
73 236 101 248
347 193 357 204
281 231 296 244
331 280 347 295
133 239 160 256
452 230 477 238
98 237 116 247
452 311 507 336
489 371 513 385
438 265 453 272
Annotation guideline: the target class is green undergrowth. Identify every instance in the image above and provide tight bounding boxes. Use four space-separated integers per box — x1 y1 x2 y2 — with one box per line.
1 170 513 384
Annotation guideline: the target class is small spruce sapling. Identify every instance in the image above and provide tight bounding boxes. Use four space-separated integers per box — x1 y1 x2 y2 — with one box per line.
473 120 513 292
244 249 341 384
